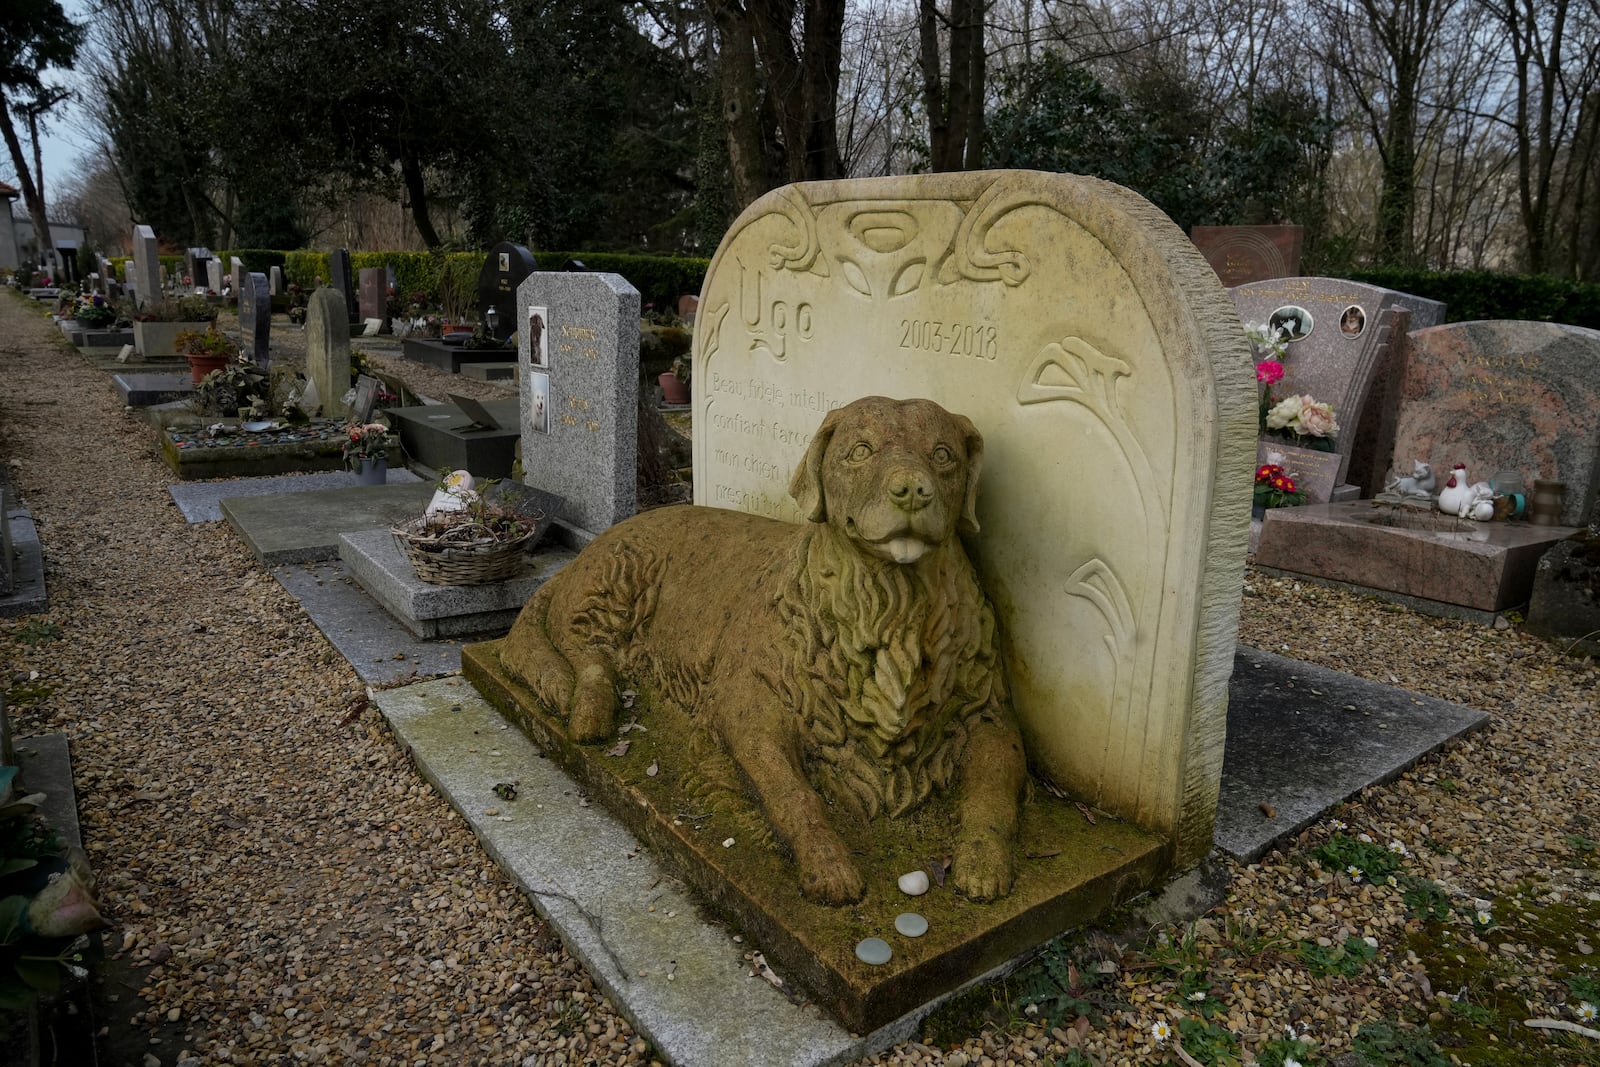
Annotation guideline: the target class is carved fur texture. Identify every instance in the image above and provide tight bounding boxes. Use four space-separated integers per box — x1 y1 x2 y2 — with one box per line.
501 396 1027 905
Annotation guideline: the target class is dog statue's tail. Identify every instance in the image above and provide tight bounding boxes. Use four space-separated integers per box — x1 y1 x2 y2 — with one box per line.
501 583 577 716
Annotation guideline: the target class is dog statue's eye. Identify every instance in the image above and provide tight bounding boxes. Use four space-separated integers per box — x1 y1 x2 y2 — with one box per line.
932 445 956 466
847 442 873 463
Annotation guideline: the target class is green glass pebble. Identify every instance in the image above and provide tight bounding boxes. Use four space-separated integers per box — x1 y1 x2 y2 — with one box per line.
895 912 928 937
854 937 892 965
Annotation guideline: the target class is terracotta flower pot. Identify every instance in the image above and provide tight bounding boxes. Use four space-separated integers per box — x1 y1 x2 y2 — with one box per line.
659 371 689 405
184 351 231 384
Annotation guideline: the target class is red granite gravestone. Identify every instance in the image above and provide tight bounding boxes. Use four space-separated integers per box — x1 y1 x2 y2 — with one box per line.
1191 225 1303 286
358 267 388 326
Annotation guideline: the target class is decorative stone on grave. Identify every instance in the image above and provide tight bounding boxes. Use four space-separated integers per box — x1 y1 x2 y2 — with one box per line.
1232 278 1445 495
1191 225 1304 286
205 259 223 295
476 242 537 343
239 272 271 368
1257 320 1600 617
464 172 1256 1031
512 272 640 534
329 248 358 324
306 288 351 419
358 267 388 326
1389 321 1600 526
131 224 161 309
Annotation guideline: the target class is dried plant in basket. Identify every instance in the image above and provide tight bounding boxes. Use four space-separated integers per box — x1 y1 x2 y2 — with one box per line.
393 479 546 585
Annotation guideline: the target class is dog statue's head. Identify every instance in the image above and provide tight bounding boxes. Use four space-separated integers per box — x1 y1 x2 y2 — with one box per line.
789 396 983 565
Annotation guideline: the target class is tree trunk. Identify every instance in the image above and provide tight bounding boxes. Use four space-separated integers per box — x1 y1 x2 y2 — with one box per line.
920 0 987 172
0 98 56 256
709 0 776 209
399 150 441 248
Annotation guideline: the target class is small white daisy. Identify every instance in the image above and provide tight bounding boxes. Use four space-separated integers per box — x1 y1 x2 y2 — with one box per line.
1329 819 1348 830
1577 1001 1598 1022
1476 909 1493 925
1151 1019 1172 1042
1388 839 1410 856
1347 865 1364 882
1188 991 1206 1001
1386 875 1399 887
1285 1058 1304 1067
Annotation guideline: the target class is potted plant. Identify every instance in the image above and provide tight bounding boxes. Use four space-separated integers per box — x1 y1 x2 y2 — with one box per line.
132 294 216 359
194 355 270 415
175 327 239 384
660 352 691 405
1252 461 1308 518
343 422 392 485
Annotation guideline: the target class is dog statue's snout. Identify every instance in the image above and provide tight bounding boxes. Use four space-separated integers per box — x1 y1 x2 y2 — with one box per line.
888 467 935 512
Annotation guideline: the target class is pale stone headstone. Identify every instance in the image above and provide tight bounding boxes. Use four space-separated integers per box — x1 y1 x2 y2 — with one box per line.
1191 225 1304 286
516 272 640 533
206 259 223 294
230 256 245 297
329 249 358 323
1391 320 1600 526
306 288 352 420
692 172 1255 867
358 267 387 325
1232 278 1445 494
131 224 160 310
269 265 282 295
239 272 271 368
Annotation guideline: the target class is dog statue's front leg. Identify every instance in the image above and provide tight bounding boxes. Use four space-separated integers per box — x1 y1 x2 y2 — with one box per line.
717 704 866 905
952 714 1026 901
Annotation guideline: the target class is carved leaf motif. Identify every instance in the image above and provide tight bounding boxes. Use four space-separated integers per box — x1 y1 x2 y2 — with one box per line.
767 188 823 274
840 260 873 297
1065 559 1135 650
940 179 1031 287
890 262 925 297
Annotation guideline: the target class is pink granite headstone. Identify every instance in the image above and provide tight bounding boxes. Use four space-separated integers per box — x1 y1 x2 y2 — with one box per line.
1232 278 1446 491
1389 321 1600 526
358 267 388 324
1191 225 1303 286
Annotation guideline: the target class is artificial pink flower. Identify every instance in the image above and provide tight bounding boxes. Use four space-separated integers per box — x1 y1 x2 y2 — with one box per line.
1256 360 1284 385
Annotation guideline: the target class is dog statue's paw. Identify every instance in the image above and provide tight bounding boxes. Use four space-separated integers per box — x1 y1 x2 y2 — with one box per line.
952 834 1015 902
795 835 866 905
568 687 615 743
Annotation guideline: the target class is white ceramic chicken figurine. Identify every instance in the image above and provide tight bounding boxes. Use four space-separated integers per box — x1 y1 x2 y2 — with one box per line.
425 470 478 518
1436 463 1471 515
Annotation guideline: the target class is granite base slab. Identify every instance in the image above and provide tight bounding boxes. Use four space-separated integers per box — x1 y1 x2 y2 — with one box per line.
339 528 575 638
0 506 47 617
169 468 424 523
384 401 520 479
221 482 436 563
399 338 518 374
1215 647 1489 861
462 640 1167 1034
1255 500 1579 613
161 423 391 480
270 561 462 684
373 678 884 1067
458 362 518 381
113 371 193 407
66 326 133 347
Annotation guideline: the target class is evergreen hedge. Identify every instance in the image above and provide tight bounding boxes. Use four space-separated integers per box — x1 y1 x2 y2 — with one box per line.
1350 269 1600 330
104 248 711 310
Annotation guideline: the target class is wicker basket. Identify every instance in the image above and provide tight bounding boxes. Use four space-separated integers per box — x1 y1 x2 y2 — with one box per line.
392 514 541 585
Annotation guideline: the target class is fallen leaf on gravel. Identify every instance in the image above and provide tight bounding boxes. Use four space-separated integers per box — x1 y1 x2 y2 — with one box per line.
607 740 631 757
618 717 647 734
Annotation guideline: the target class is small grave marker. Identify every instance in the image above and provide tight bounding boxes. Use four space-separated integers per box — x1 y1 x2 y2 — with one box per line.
329 249 358 323
477 242 537 342
358 267 387 326
240 272 271 368
306 288 351 419
131 224 160 310
1191 225 1303 285
515 271 640 533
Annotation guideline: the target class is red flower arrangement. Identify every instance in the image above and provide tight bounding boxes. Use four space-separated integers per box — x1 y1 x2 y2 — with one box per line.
1253 463 1307 509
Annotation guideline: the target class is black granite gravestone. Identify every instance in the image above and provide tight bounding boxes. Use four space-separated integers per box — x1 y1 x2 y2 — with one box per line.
329 248 358 323
185 247 211 288
240 272 271 369
476 242 537 343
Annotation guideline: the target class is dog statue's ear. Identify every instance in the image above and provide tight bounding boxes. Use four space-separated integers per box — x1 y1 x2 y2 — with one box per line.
954 414 984 535
789 407 844 522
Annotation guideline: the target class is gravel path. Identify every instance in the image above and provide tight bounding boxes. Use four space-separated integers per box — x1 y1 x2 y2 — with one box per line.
3 291 1598 1066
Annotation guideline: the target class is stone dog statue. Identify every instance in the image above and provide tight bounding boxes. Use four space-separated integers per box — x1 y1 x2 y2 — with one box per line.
501 396 1027 905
